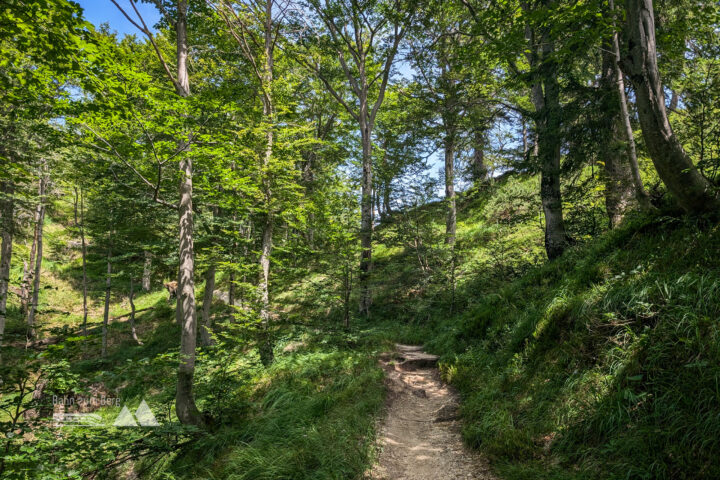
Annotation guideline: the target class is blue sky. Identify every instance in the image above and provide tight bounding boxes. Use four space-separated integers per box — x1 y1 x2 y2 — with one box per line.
76 0 160 36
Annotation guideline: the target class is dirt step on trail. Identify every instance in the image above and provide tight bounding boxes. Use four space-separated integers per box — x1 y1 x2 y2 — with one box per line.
369 344 495 480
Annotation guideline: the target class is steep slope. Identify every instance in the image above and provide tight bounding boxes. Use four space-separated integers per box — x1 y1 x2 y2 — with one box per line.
370 175 720 479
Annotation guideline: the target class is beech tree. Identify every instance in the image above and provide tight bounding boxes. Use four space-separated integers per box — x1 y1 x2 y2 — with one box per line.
294 0 415 314
109 0 204 426
623 0 720 215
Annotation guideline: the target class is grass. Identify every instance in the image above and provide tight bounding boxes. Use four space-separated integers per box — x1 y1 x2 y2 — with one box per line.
366 173 720 479
5 171 720 479
1 201 389 480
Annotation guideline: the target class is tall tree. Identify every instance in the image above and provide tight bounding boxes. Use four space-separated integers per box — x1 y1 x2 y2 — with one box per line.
0 181 14 351
296 0 414 315
608 0 650 213
623 0 720 214
74 186 89 335
211 0 282 358
523 0 568 259
109 0 204 426
600 36 639 227
25 168 48 340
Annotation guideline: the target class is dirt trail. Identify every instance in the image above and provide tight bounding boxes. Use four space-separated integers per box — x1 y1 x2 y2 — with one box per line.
369 345 495 480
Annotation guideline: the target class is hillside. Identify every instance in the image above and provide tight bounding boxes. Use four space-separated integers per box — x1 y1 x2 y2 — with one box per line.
4 173 719 479
368 175 720 479
3 1 720 478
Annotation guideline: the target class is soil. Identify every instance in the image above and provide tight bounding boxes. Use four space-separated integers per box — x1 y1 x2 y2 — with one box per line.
368 345 495 480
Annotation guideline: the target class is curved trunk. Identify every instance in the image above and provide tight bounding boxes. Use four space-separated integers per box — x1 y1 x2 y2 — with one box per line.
623 0 719 214
609 0 651 210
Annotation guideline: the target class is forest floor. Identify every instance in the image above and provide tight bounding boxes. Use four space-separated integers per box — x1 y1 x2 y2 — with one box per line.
369 345 495 480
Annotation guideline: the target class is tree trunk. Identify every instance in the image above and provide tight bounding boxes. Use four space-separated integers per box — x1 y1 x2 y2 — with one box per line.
0 181 14 350
176 152 202 425
74 187 89 335
522 1 568 260
200 265 216 347
358 115 373 316
258 215 273 322
228 270 235 308
174 0 204 428
258 214 274 366
129 277 142 345
257 3 276 366
610 0 651 210
536 26 568 260
623 0 719 214
471 130 487 183
444 133 457 245
383 181 392 215
21 177 45 315
343 266 351 328
601 42 638 227
101 243 112 357
142 251 152 291
26 173 47 339
374 185 382 221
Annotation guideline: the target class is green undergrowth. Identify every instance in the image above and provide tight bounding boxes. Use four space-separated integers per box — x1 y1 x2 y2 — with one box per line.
371 185 720 479
2 207 388 480
4 317 387 479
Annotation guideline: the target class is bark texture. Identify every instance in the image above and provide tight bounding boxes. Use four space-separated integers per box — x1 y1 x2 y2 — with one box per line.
26 174 47 339
444 133 457 245
176 152 202 425
523 2 568 260
0 181 14 350
601 42 638 227
101 243 112 357
174 0 203 427
142 251 152 291
200 265 216 347
623 0 719 214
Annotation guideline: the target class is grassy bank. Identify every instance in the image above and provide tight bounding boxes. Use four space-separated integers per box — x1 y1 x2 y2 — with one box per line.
370 176 720 479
